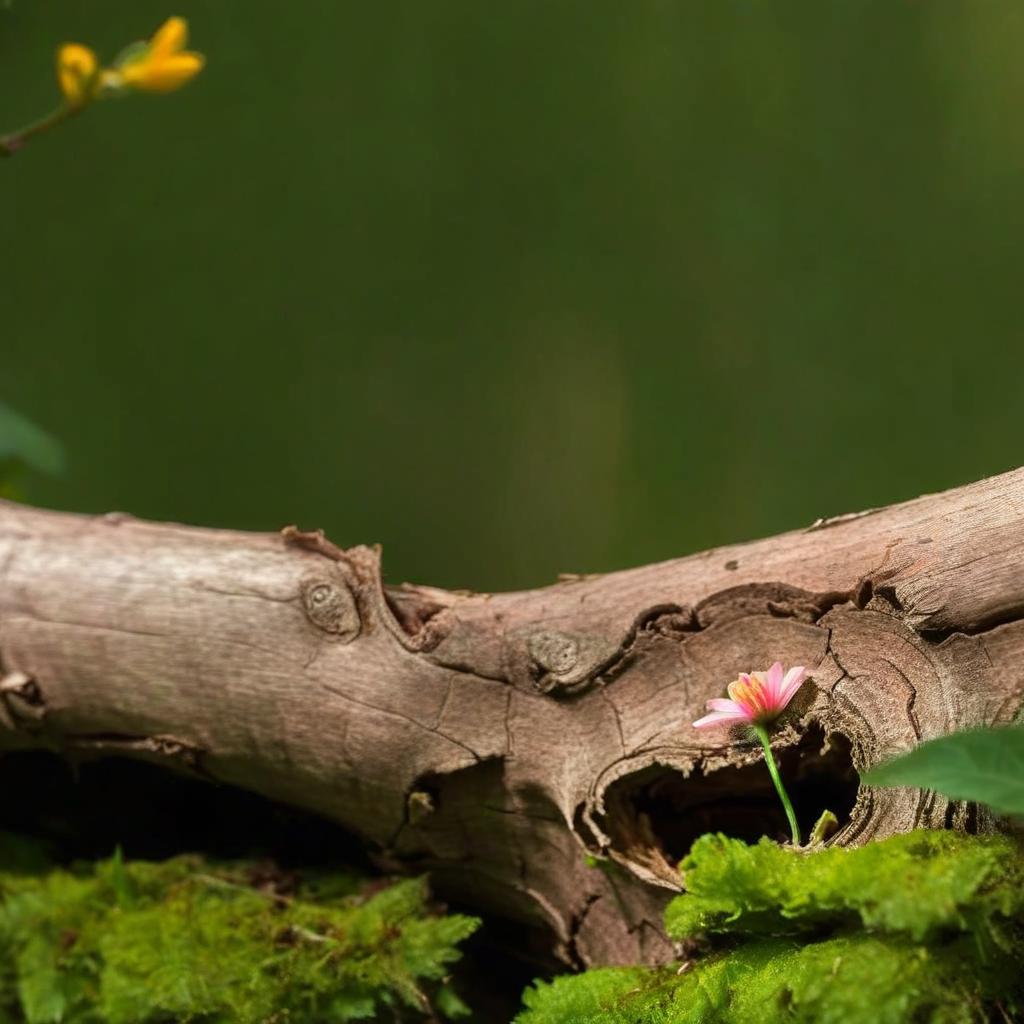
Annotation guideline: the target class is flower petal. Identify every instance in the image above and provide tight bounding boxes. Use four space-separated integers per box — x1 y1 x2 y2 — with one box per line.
149 16 188 60
765 661 784 701
120 52 205 92
57 43 99 106
706 697 745 714
777 666 808 709
693 708 748 729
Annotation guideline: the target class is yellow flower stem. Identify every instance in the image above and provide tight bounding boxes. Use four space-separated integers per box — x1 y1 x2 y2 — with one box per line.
753 723 801 847
0 103 82 158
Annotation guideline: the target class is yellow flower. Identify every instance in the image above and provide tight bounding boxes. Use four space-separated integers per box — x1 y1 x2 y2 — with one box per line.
56 43 100 107
111 17 205 93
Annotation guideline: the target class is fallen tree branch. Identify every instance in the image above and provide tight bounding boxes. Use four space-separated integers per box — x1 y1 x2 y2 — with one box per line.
1 469 1022 965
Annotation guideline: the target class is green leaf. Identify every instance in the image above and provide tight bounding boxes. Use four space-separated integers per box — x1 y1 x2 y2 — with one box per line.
0 404 64 478
435 983 472 1019
103 847 136 909
807 809 838 846
862 726 1024 816
111 41 151 69
16 933 68 1024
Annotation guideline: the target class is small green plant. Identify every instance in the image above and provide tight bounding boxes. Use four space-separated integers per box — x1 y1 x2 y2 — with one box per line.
863 725 1024 817
0 835 478 1023
0 403 64 501
0 16 204 157
516 830 1024 1023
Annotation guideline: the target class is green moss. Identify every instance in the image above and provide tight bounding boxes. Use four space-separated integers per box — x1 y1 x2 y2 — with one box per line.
666 829 1024 944
518 831 1024 1024
0 845 478 1023
7 829 1022 1023
518 933 1007 1024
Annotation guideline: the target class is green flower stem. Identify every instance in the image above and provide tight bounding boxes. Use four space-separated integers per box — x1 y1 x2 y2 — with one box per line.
753 723 801 846
0 103 81 158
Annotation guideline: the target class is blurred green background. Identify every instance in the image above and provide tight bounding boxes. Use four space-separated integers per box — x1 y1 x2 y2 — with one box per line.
1 1 1019 592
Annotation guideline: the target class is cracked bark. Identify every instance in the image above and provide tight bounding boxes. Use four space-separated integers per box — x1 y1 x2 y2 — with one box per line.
2 469 1024 965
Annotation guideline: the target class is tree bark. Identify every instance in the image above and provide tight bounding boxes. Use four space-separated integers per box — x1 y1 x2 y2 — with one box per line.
1 470 1023 966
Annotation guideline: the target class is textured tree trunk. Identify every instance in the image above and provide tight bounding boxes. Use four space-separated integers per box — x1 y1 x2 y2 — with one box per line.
1 470 1022 966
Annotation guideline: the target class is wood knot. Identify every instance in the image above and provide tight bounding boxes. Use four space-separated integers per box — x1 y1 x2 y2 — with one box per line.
302 579 360 641
525 630 619 696
529 630 580 676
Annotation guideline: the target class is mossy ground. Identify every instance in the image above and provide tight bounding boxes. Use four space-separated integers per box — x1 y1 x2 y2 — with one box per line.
2 805 1022 1022
0 833 478 1023
518 831 1024 1024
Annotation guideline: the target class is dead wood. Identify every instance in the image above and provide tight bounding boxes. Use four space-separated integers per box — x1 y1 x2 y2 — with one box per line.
1 469 1022 965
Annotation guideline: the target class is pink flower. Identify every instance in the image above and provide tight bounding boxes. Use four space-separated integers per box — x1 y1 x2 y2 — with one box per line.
693 662 808 729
